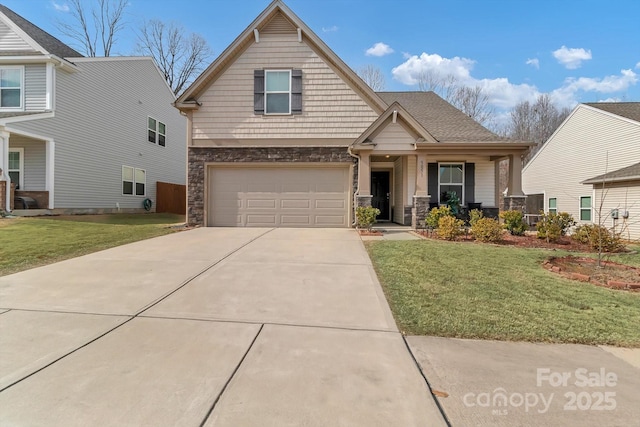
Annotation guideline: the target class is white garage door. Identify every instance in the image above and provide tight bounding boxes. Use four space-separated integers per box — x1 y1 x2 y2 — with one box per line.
208 166 350 227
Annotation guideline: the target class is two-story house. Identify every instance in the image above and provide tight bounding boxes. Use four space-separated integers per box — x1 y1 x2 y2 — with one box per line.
175 0 531 229
0 4 186 214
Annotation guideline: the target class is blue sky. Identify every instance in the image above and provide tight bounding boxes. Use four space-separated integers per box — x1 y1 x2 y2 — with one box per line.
4 0 639 121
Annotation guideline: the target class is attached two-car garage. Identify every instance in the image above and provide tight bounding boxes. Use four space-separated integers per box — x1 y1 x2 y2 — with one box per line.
207 165 351 227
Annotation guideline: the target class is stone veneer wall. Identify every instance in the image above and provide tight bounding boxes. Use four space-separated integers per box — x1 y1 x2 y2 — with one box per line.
188 146 358 226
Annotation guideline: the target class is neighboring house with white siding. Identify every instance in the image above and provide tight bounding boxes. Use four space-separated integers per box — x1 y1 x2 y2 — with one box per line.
522 103 640 241
175 0 531 228
0 4 186 213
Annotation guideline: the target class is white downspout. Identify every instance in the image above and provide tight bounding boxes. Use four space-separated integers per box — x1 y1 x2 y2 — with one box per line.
46 139 55 209
347 145 360 227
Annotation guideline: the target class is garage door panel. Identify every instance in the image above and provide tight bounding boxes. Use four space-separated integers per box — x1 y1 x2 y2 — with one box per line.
208 166 349 227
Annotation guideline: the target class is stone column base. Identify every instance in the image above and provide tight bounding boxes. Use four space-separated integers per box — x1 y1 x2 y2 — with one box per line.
412 195 430 229
503 195 527 212
355 195 373 208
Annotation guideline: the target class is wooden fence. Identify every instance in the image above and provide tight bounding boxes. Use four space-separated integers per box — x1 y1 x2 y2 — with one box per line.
156 181 186 214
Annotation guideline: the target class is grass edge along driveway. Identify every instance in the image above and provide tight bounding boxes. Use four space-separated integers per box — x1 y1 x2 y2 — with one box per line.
0 214 184 277
365 239 640 347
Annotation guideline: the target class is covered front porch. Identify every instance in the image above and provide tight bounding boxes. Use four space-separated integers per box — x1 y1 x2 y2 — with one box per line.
350 101 531 229
0 126 54 212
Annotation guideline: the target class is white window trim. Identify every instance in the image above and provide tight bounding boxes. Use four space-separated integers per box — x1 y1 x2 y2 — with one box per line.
122 165 146 196
264 69 292 115
579 196 592 222
8 147 24 189
0 66 24 111
437 162 465 205
147 116 166 147
548 197 557 214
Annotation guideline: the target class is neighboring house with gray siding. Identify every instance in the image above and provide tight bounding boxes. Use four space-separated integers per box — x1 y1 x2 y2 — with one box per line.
175 0 531 229
522 103 640 241
0 5 186 213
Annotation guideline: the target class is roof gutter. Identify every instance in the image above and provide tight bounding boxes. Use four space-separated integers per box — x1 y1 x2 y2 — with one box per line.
0 54 78 72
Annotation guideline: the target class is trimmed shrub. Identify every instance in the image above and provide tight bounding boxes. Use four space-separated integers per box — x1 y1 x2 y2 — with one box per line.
426 205 453 229
537 212 576 242
471 217 503 242
355 206 380 231
436 216 464 240
572 224 624 252
499 210 527 236
469 209 484 227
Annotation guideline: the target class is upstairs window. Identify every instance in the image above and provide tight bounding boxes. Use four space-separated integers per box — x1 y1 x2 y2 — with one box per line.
254 69 302 115
122 166 146 196
0 67 23 110
148 117 166 147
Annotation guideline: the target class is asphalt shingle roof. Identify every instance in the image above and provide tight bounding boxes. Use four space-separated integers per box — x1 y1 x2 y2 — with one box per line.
583 161 640 184
0 4 82 58
376 91 509 143
585 102 640 123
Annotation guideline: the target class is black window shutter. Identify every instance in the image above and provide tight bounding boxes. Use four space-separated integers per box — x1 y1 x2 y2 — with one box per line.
291 69 302 115
464 163 475 204
428 163 438 202
254 70 265 115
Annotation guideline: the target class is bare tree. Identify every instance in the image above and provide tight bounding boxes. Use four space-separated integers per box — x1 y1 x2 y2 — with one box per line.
136 20 213 95
506 94 571 162
357 65 386 91
56 0 128 56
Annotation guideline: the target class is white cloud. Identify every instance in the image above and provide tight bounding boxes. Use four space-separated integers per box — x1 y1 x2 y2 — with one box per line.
391 52 475 85
365 42 394 57
51 1 70 12
322 25 338 33
551 69 638 106
636 61 640 69
401 52 411 60
552 46 592 69
526 58 540 69
597 97 622 102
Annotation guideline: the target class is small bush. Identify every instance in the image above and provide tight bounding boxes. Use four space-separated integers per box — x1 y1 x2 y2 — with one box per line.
436 216 464 240
355 206 380 231
572 224 624 252
426 205 453 229
469 209 484 227
499 210 527 236
471 217 503 242
537 212 576 242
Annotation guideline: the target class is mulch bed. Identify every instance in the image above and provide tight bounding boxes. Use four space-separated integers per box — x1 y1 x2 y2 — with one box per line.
358 229 383 236
544 256 640 291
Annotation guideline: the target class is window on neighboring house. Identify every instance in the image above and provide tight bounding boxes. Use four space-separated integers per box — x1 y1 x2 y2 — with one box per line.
8 148 23 189
148 117 166 147
580 196 592 221
122 166 146 196
548 197 557 214
439 163 464 205
0 67 23 110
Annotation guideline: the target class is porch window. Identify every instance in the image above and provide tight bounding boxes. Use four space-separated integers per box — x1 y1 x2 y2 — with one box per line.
0 67 23 110
580 196 591 221
122 166 146 196
8 148 23 189
439 163 464 205
148 117 166 147
548 197 557 214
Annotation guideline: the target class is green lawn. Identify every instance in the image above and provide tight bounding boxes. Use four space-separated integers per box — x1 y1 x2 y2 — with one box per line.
0 214 185 276
365 239 640 347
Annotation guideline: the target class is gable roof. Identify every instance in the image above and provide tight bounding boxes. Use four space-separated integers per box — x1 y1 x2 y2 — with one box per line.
377 91 508 143
582 161 640 185
175 0 386 114
584 102 640 124
0 4 82 58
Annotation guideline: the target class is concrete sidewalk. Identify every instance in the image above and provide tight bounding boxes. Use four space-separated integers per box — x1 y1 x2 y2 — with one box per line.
0 228 446 426
408 336 640 427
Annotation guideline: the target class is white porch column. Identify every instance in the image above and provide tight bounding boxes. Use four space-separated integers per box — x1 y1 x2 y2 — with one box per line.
415 154 428 197
507 154 524 196
46 139 55 208
0 129 10 212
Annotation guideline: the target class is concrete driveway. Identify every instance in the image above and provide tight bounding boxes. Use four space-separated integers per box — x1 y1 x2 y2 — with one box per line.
0 228 446 426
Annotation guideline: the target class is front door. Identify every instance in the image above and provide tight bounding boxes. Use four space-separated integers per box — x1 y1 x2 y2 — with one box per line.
371 171 390 221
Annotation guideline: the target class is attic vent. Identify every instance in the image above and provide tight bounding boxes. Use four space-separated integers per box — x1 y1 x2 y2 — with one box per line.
262 12 297 34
